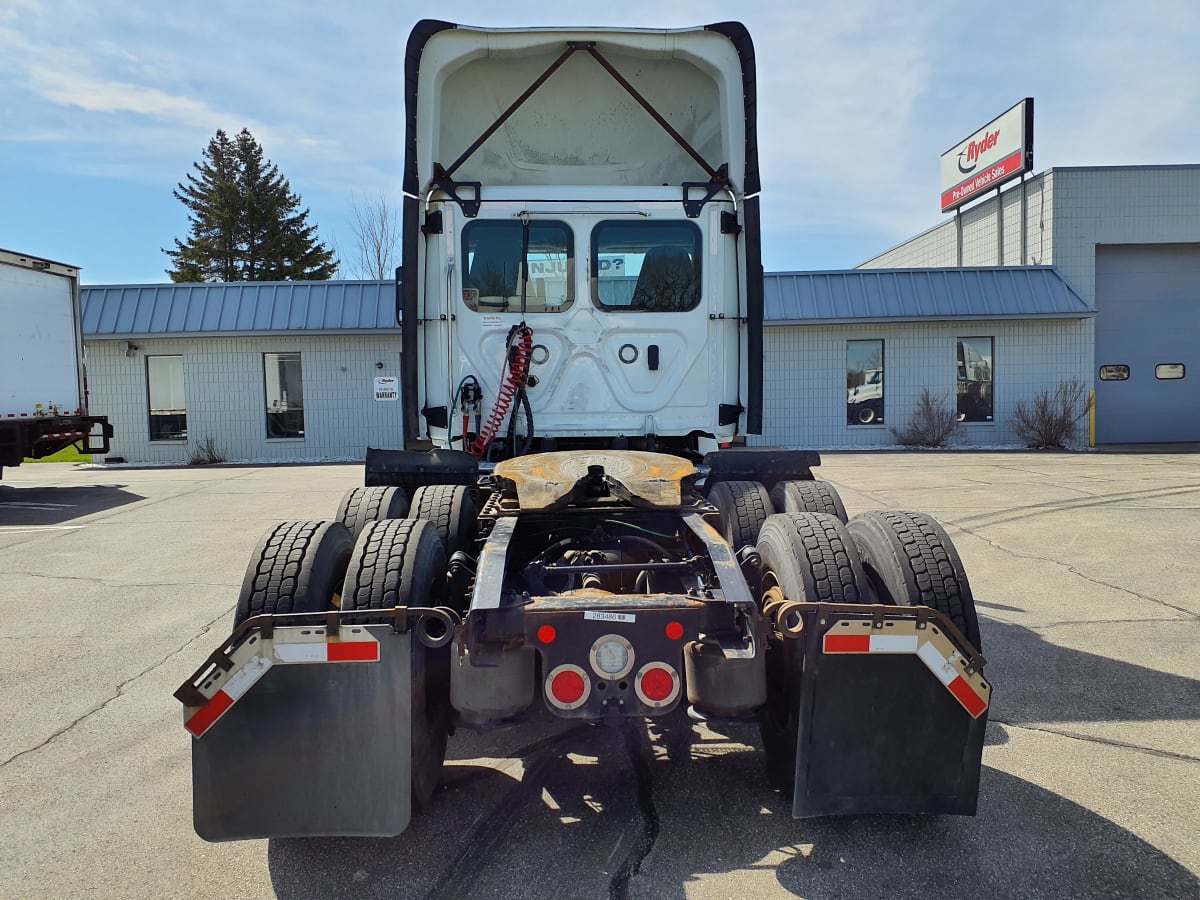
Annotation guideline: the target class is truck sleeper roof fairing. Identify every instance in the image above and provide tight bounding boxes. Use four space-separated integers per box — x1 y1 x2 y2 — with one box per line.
402 20 761 196
399 21 765 444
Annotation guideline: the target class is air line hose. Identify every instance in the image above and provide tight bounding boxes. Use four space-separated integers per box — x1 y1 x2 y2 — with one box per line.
470 325 533 459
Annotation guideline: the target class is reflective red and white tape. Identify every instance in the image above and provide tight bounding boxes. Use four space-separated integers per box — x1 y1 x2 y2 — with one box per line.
822 626 989 718
184 628 380 738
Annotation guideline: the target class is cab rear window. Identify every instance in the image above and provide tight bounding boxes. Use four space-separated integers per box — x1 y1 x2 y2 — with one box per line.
461 220 574 313
591 221 701 312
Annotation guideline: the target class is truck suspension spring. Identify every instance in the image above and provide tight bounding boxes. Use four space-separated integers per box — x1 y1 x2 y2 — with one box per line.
762 586 806 638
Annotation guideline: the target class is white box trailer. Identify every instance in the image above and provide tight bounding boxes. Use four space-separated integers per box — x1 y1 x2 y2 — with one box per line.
0 249 112 475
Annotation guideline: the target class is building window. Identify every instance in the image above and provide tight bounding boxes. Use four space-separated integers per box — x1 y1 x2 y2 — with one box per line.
147 355 186 441
1155 363 1185 380
847 340 884 425
264 352 304 438
957 337 994 422
461 220 574 313
592 221 702 311
1099 365 1130 381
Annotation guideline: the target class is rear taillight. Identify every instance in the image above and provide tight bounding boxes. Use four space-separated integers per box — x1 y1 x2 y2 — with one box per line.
545 664 590 710
635 663 680 708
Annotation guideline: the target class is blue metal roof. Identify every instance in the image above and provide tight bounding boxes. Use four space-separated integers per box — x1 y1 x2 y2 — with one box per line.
764 267 1094 323
80 268 1093 338
81 280 398 337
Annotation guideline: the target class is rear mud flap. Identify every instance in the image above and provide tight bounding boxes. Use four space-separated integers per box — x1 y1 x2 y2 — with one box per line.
364 447 478 489
191 626 412 841
788 610 988 817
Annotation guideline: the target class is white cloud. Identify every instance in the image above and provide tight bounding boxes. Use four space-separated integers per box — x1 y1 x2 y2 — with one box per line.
28 67 220 126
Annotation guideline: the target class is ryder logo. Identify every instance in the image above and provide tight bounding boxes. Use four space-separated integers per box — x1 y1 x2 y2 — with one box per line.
957 129 1001 174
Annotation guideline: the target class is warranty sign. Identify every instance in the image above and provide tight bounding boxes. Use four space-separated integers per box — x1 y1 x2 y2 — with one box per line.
374 376 399 401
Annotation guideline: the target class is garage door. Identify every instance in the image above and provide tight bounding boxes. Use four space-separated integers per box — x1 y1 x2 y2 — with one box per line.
1094 244 1199 443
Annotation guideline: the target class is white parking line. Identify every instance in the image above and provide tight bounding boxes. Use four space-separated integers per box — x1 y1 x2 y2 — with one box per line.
0 525 87 533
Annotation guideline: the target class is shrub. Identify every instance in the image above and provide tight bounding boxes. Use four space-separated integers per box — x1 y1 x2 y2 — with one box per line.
188 436 228 465
1012 379 1090 449
891 390 959 447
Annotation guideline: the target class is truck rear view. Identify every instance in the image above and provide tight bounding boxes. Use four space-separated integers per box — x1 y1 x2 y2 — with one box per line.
176 21 990 841
0 250 112 476
391 20 763 457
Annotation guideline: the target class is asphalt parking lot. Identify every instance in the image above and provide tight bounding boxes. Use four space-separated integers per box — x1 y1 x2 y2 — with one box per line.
1 452 1197 899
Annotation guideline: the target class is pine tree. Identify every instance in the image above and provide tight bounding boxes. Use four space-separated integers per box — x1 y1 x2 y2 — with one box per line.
165 128 337 282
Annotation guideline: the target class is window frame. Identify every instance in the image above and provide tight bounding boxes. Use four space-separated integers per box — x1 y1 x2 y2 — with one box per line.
590 219 703 313
460 219 575 314
146 354 187 442
1154 363 1186 380
956 336 995 424
846 339 885 426
263 351 305 440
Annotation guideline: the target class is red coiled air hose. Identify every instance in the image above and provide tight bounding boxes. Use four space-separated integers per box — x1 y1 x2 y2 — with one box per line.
470 326 533 458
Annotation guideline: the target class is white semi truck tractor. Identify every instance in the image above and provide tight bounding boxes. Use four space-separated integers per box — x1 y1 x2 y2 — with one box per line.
177 21 989 840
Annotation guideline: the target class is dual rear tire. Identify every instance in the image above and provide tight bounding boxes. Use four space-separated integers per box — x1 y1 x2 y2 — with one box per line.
232 496 463 811
846 511 981 649
341 518 451 809
752 505 980 648
707 477 849 557
754 507 982 791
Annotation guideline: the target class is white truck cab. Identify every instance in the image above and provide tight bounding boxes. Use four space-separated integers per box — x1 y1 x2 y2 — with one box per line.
399 22 764 458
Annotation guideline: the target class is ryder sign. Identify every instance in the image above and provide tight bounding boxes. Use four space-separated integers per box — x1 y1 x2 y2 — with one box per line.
940 99 1033 212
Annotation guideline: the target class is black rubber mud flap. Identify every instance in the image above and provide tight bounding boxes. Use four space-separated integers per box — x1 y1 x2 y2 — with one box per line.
364 447 478 490
703 447 821 491
788 611 988 818
192 626 412 841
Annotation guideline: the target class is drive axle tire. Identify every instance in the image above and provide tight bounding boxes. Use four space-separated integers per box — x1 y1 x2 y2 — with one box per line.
756 512 868 605
234 520 354 628
409 484 478 558
755 512 867 793
847 510 982 650
708 480 773 552
769 480 848 523
336 485 411 540
342 518 450 810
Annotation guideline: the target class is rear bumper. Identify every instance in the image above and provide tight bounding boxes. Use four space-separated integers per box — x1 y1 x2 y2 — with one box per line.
0 415 112 466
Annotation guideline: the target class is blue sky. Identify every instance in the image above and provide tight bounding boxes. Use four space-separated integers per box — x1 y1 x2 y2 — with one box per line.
2 0 1198 284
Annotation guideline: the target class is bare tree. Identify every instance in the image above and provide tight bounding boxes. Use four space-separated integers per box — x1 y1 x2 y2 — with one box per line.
347 192 401 279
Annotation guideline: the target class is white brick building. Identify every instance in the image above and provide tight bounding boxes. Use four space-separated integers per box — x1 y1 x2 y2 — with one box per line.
861 166 1200 443
752 268 1093 449
82 281 404 464
73 167 1200 461
81 269 1093 462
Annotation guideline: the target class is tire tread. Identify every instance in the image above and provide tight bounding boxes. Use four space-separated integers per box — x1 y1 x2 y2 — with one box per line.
337 486 410 540
409 484 477 557
709 480 774 551
848 510 981 648
770 480 848 522
235 520 352 626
